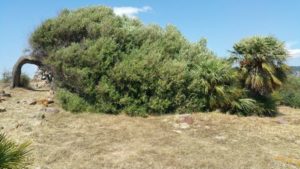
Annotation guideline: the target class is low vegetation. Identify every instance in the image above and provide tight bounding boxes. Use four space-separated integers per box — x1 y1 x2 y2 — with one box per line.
0 133 30 169
1 70 12 84
1 70 31 88
277 75 300 108
27 6 289 116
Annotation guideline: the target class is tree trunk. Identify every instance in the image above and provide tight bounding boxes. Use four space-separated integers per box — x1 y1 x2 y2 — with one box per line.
11 56 42 88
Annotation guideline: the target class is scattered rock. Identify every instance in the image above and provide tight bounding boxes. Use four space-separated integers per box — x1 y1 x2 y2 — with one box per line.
0 107 6 112
215 135 226 140
0 97 5 102
16 123 23 128
3 93 11 97
175 114 194 125
46 98 54 104
48 90 55 97
41 114 46 119
29 99 37 105
179 123 190 129
173 122 190 129
40 107 60 114
0 90 11 97
33 112 46 120
173 130 183 134
275 118 288 125
36 99 54 107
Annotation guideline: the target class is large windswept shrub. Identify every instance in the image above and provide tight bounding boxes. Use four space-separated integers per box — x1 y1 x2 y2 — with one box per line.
28 6 266 116
0 133 31 169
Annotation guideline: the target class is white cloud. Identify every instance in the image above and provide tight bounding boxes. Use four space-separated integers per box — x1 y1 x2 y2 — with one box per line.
286 41 300 58
113 6 151 19
288 49 300 58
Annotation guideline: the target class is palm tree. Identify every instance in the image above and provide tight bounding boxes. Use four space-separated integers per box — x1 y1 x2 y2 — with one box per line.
230 36 290 116
0 133 31 169
231 36 289 96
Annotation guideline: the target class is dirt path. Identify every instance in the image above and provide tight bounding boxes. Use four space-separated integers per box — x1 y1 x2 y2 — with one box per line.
1 87 300 169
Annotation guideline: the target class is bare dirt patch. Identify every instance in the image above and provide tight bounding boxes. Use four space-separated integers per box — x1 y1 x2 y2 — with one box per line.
0 86 300 169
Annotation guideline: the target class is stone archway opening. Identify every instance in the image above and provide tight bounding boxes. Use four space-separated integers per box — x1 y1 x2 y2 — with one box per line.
11 56 44 88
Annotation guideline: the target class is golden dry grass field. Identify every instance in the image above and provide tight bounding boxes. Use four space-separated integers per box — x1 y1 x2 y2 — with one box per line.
0 85 300 169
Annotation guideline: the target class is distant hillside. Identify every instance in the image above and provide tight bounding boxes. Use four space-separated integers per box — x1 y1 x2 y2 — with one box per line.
291 66 300 71
291 66 300 77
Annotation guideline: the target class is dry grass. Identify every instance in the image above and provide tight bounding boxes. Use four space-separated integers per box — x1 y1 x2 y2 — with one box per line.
0 86 300 169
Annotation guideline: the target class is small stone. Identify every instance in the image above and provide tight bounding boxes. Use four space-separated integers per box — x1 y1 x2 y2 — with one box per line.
0 98 5 102
41 114 46 119
29 99 37 105
275 118 288 125
2 93 11 97
0 91 11 97
0 107 6 112
179 123 190 129
16 123 23 128
40 107 60 114
46 98 54 104
175 114 194 125
173 130 183 134
215 135 226 140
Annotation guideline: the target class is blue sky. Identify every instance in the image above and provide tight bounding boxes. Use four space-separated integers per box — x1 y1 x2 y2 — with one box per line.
1 0 300 77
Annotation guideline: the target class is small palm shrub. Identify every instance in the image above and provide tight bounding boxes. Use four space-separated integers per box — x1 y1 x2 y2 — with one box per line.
231 36 289 116
0 133 31 169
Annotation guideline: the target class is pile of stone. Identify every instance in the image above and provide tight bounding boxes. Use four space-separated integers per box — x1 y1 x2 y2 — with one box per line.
31 68 53 89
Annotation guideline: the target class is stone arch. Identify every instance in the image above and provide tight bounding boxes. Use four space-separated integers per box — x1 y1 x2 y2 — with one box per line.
11 56 43 88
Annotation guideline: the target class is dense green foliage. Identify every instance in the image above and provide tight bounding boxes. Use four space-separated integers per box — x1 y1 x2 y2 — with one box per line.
277 76 300 108
0 133 30 169
29 6 290 116
231 36 289 116
56 88 90 113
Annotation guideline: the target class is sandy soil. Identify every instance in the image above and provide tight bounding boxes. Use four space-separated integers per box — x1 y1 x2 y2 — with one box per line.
0 86 300 169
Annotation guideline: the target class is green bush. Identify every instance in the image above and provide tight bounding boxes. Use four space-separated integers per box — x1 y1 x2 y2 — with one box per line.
56 89 89 113
0 133 31 169
278 76 300 108
28 6 283 116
